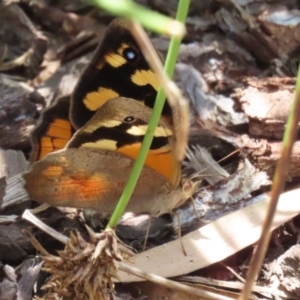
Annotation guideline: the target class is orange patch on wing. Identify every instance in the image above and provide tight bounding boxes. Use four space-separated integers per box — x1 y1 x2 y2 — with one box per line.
38 137 54 159
67 174 110 200
46 119 72 139
29 170 112 208
117 143 175 184
36 119 73 160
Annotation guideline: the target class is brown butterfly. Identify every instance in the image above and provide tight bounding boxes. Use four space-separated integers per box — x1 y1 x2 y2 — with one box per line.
25 18 191 216
24 98 189 216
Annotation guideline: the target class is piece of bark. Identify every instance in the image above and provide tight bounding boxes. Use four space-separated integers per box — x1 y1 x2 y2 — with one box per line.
154 30 259 85
268 244 300 297
0 3 47 78
0 258 43 300
215 8 272 63
0 149 28 179
17 258 43 300
23 3 107 63
233 77 296 139
175 63 248 127
258 7 300 74
0 265 17 300
0 77 43 150
25 5 102 36
254 140 300 179
1 175 29 211
215 2 300 75
0 149 29 211
37 52 93 106
0 222 33 264
198 120 300 180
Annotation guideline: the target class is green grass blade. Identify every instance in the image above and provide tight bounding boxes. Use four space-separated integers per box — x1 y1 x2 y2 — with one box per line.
108 0 190 228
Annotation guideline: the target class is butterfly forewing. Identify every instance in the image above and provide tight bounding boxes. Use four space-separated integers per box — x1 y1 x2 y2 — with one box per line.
70 18 173 130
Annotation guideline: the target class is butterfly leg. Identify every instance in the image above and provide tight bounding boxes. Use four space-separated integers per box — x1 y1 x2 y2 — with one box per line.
173 211 187 256
142 214 153 251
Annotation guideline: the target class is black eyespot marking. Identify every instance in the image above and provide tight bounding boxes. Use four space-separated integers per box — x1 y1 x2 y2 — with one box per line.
123 47 139 62
124 116 135 123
